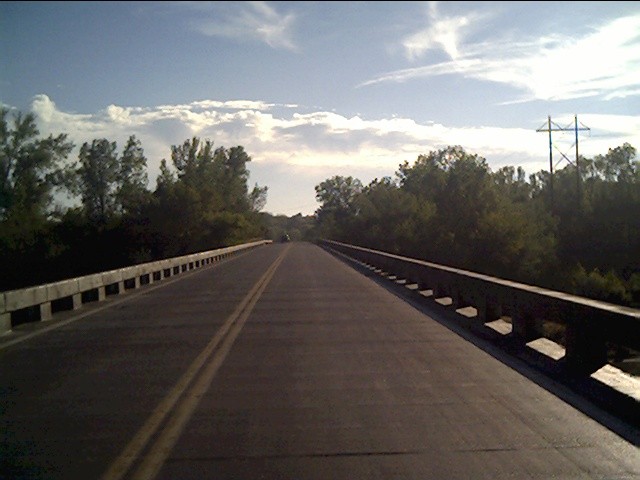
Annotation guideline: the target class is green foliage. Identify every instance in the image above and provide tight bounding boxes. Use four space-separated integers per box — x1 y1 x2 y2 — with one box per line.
571 264 630 305
474 199 558 284
314 143 639 306
0 108 75 289
249 183 268 212
261 212 315 241
350 177 435 255
314 175 362 240
629 273 640 307
493 166 532 202
3 101 639 312
117 135 150 216
146 138 268 257
0 107 74 223
67 135 152 225
70 138 119 224
0 110 269 291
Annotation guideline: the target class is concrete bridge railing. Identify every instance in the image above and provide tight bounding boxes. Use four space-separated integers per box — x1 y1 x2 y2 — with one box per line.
0 240 272 334
321 239 640 376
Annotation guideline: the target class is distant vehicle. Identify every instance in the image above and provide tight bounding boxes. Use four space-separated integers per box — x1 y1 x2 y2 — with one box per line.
280 233 291 242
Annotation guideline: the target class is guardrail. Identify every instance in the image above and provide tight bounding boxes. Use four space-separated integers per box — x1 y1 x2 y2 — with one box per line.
320 239 640 375
0 240 273 334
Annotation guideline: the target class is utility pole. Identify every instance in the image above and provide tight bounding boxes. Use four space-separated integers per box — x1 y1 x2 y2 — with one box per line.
537 116 555 208
574 114 589 204
536 115 590 210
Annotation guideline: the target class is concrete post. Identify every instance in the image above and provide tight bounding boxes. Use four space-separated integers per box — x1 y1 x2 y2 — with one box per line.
1 313 11 334
72 293 82 310
40 302 52 321
450 287 463 309
511 308 540 343
565 317 607 375
477 297 502 323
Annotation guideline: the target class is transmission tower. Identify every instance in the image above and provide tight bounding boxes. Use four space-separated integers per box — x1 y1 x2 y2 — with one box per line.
536 115 590 209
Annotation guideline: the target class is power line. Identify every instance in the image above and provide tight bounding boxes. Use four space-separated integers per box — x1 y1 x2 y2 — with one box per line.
536 115 590 209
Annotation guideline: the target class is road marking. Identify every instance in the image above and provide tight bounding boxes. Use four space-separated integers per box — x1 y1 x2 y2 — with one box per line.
100 245 289 480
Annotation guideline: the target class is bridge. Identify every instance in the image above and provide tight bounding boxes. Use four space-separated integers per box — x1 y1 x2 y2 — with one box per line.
1 240 638 479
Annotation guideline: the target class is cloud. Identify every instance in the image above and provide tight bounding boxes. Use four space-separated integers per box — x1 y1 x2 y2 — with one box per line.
191 1 298 51
25 94 640 215
402 1 481 61
363 11 640 103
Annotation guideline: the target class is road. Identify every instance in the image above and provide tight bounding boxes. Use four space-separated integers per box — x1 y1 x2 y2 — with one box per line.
1 242 638 479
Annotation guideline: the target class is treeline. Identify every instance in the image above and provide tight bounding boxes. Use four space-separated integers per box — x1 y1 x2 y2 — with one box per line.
314 145 640 307
0 108 269 291
260 212 316 242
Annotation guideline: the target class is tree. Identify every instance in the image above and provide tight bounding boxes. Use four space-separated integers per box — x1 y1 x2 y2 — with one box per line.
172 137 216 188
0 108 74 290
71 138 119 224
219 145 252 213
397 146 497 267
261 212 315 241
249 183 268 212
593 143 637 183
155 159 175 195
314 175 363 240
116 135 149 216
397 150 447 203
352 177 435 255
0 108 74 223
493 166 532 203
561 143 639 279
149 137 268 256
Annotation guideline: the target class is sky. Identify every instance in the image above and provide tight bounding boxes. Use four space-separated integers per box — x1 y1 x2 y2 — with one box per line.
2 1 640 216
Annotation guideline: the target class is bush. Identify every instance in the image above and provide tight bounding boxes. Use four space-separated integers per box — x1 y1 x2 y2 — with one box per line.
572 264 630 304
628 273 640 307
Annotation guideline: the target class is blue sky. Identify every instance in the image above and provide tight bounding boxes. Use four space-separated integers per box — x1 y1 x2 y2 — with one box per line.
2 1 640 216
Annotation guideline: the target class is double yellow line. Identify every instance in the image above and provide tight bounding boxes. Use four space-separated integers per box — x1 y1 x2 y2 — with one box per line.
101 245 290 480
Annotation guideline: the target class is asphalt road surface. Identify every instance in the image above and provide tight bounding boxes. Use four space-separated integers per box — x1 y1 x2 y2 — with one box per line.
1 242 638 479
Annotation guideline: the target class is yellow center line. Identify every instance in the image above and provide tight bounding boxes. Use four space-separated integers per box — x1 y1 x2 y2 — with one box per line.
100 245 289 480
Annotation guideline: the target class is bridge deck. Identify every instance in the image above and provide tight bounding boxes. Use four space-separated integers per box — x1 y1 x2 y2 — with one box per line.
1 242 638 479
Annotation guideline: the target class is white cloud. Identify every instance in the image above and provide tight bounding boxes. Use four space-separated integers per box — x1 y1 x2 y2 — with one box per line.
364 12 640 103
189 99 280 111
27 95 640 215
192 1 298 51
402 1 480 61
